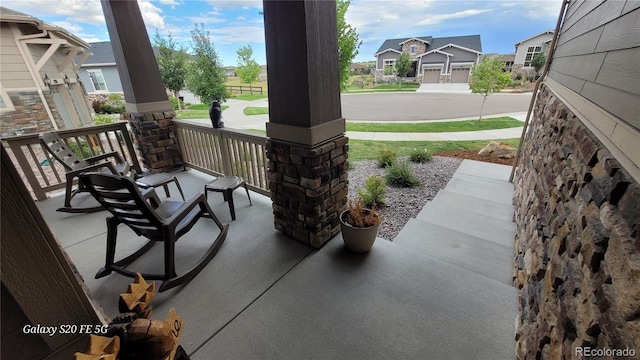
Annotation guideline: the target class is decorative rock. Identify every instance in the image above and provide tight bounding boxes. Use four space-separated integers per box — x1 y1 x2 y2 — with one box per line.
513 84 640 357
477 141 517 158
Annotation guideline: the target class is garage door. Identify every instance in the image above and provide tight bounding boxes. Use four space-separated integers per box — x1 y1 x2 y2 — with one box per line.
450 67 471 83
422 68 440 83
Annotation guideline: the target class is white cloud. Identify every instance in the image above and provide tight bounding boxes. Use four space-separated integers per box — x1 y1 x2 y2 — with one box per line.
50 21 83 33
187 15 227 25
209 25 264 45
1 0 105 25
205 0 262 10
138 0 166 29
158 0 181 6
417 9 491 25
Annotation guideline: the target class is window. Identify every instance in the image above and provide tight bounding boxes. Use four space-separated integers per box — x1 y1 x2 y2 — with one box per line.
524 46 543 67
383 59 396 75
410 45 416 54
87 70 108 92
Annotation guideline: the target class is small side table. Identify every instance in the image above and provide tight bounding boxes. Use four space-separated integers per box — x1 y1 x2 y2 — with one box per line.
136 173 185 200
204 176 252 220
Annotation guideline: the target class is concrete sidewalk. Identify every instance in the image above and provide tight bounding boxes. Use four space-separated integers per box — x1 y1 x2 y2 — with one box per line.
220 98 526 141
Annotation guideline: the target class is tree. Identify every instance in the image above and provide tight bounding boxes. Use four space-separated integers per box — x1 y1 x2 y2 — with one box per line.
395 53 413 89
235 45 262 84
153 31 188 110
337 0 362 91
185 23 228 104
469 57 511 122
530 52 547 75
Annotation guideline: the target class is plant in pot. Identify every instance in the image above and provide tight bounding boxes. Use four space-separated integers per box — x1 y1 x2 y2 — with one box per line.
340 197 383 253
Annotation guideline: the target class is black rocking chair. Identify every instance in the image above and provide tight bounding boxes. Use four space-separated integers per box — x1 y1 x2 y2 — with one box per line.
40 131 130 213
79 172 229 292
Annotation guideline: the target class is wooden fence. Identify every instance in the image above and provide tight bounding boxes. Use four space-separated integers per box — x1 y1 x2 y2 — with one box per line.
227 85 263 95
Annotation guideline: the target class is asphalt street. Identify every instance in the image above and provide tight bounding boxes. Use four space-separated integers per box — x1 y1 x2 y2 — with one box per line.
340 92 532 121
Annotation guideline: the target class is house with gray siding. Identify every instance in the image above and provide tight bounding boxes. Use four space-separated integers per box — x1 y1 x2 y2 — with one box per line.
78 41 123 95
512 30 554 74
374 35 482 84
79 41 199 104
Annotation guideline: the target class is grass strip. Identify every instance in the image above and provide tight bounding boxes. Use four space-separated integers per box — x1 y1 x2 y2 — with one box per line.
232 94 268 101
244 107 269 116
347 117 522 132
348 139 520 162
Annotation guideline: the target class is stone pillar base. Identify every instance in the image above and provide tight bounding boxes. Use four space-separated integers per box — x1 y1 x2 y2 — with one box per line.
266 136 349 248
127 110 184 173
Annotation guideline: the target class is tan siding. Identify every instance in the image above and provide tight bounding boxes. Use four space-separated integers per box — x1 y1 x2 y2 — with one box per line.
560 0 626 44
596 48 640 95
553 28 602 57
0 25 35 88
549 2 640 131
594 11 640 52
623 0 640 15
547 69 585 94
560 0 600 33
581 82 640 129
551 53 606 82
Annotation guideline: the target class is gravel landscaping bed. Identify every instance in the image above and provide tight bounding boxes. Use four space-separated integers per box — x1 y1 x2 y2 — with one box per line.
347 156 462 241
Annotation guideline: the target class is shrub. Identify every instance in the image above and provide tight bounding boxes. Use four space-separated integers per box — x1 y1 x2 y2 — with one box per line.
377 147 397 168
408 148 432 164
93 113 113 125
100 103 125 114
385 160 421 188
168 96 184 110
343 198 382 228
92 99 106 113
357 175 386 208
108 93 123 101
67 139 93 158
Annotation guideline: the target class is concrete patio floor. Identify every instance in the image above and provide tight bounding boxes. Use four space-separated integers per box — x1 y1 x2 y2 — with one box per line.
36 167 517 359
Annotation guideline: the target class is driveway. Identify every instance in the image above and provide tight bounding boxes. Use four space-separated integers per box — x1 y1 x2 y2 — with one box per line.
340 92 532 121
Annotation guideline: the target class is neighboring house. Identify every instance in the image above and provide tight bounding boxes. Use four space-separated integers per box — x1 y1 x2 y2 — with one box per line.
374 35 482 84
513 30 554 73
483 53 516 73
77 41 123 95
0 7 93 136
80 41 199 104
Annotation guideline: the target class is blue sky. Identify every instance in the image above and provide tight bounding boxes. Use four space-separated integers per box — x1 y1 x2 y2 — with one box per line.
2 0 562 66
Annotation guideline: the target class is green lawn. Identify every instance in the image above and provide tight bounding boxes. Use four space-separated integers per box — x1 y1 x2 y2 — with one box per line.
344 83 420 93
175 104 228 119
347 117 523 132
244 107 269 116
232 94 268 101
348 139 521 162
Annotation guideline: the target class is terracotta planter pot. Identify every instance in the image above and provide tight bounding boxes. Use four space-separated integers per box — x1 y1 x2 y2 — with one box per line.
340 209 380 253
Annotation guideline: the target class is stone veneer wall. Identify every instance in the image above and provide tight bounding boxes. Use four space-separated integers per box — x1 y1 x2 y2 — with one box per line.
267 136 349 248
0 91 62 136
513 84 640 358
127 111 184 173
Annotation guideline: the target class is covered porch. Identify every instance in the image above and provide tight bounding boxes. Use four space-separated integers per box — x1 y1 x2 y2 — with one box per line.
34 166 516 359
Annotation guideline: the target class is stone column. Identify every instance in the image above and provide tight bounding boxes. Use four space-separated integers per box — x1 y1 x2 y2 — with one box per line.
263 0 348 248
101 0 183 172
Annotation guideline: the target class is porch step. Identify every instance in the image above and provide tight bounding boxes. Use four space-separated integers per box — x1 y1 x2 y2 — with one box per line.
454 159 513 180
393 160 516 287
394 218 513 285
416 202 515 247
444 172 514 205
433 189 514 222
